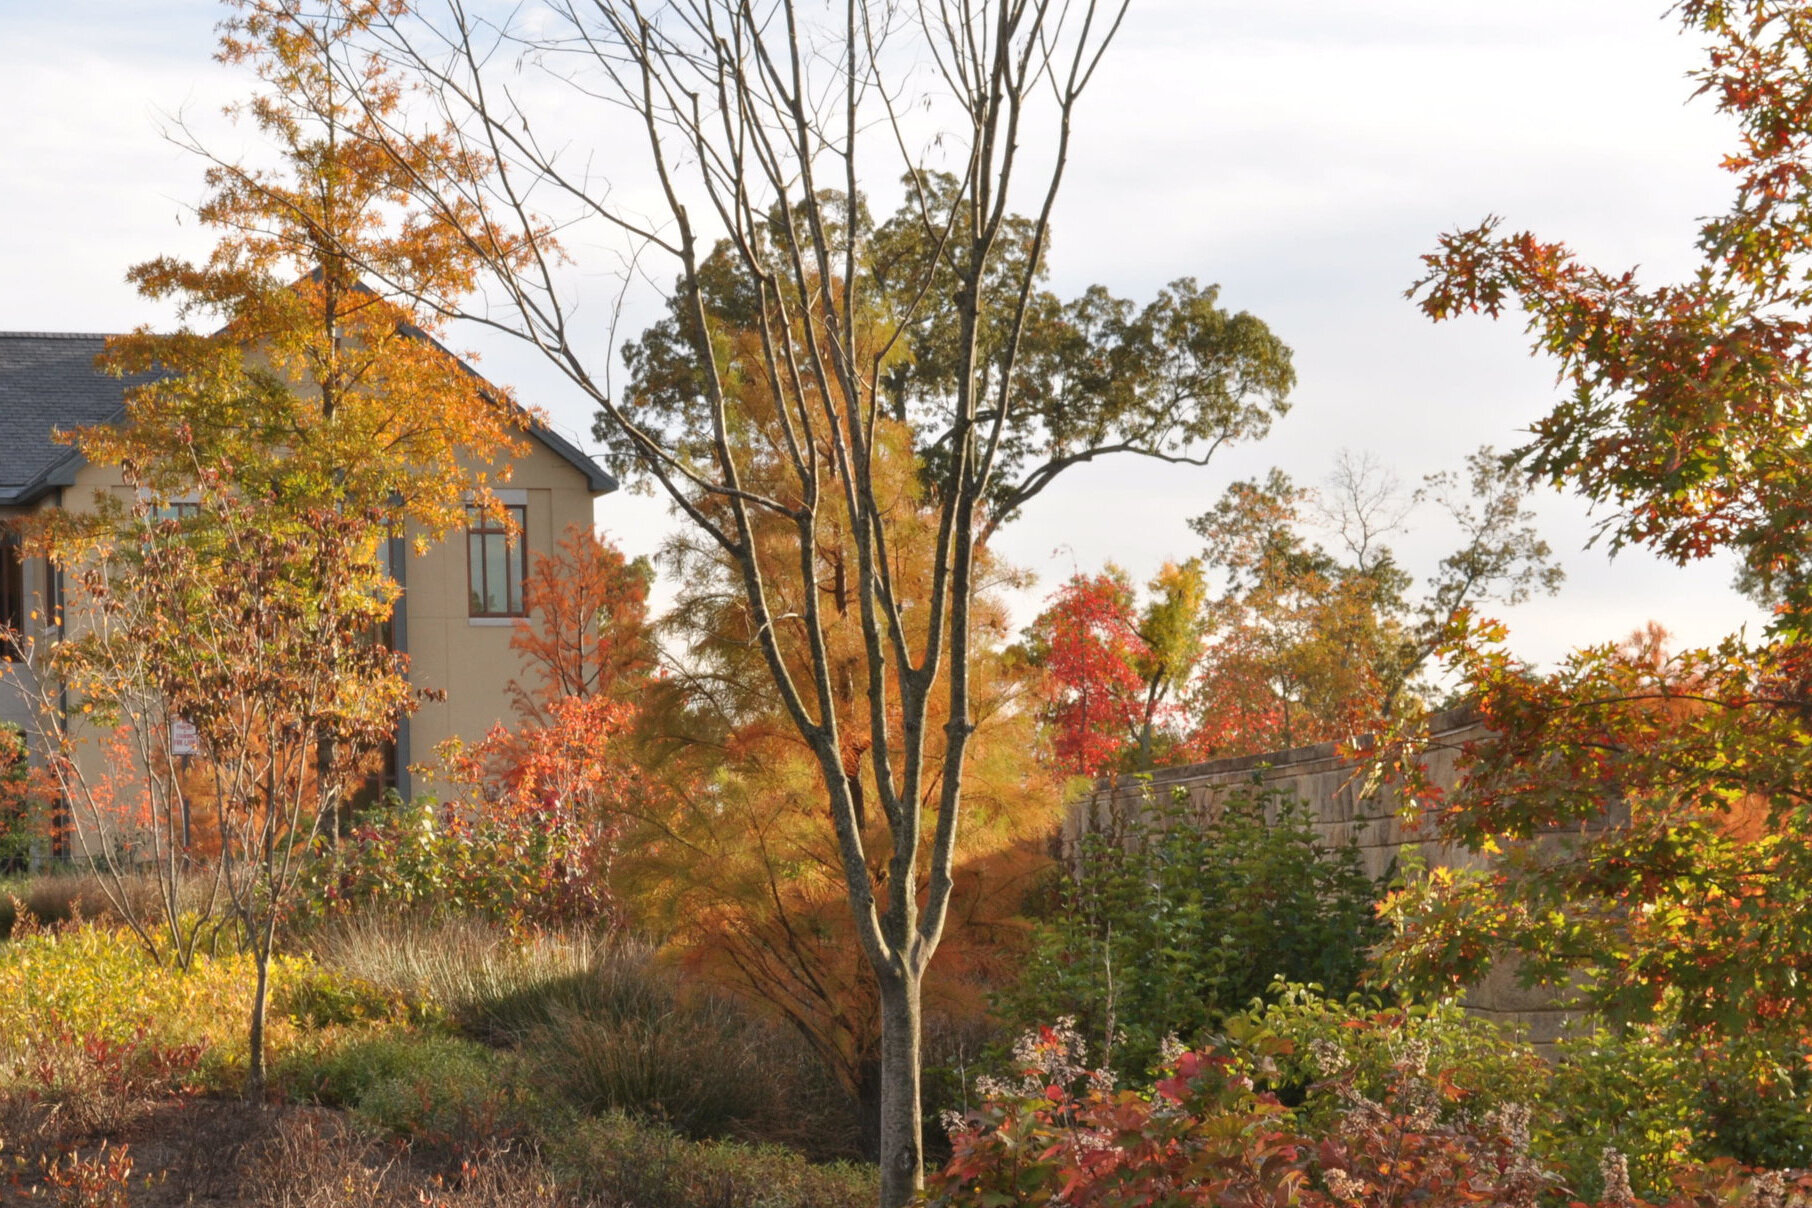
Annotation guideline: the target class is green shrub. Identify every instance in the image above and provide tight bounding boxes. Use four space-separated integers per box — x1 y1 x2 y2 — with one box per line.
1692 1030 1812 1171
279 1029 520 1144
1230 981 1547 1121
1230 983 1812 1204
998 783 1384 1079
302 795 614 933
546 1109 876 1208
273 964 418 1031
1541 1023 1812 1199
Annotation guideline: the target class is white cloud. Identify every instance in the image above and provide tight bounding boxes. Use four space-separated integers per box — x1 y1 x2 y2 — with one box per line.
0 0 1771 666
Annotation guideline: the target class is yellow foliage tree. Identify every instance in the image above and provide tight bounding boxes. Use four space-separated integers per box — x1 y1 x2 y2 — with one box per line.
4 0 531 1096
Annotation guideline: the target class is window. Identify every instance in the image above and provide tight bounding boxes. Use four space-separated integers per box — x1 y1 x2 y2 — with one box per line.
151 501 201 524
466 503 526 618
0 526 20 660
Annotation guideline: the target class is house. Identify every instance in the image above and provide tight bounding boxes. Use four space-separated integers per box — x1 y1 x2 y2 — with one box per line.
0 330 617 854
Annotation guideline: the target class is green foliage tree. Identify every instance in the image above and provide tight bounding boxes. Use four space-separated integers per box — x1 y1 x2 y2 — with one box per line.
998 784 1382 1081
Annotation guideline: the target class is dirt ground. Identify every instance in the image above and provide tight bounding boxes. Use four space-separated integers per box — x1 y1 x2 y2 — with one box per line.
0 1095 571 1207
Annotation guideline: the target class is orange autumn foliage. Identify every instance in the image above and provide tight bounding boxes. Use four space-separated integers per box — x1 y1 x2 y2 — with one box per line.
622 400 1061 1132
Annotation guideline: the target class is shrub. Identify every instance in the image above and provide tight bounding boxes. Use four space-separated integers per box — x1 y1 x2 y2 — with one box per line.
278 1029 522 1147
1232 984 1812 1205
0 722 36 874
546 1109 876 1208
998 783 1383 1079
928 1021 1313 1208
0 922 306 1094
1691 1030 1812 1172
533 998 777 1142
1229 981 1547 1122
274 963 419 1031
928 1019 1794 1208
1543 1023 1812 1200
303 788 616 935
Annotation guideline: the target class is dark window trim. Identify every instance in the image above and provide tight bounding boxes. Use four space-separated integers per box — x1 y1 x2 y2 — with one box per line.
466 503 528 618
0 524 22 661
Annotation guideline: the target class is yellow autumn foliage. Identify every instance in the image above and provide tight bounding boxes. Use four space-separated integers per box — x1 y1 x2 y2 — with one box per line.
0 923 311 1087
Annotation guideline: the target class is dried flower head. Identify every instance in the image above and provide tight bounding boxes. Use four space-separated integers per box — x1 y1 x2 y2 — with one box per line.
1599 1146 1634 1208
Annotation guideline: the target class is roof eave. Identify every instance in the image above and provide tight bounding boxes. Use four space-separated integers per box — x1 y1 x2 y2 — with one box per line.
0 445 87 506
530 423 619 495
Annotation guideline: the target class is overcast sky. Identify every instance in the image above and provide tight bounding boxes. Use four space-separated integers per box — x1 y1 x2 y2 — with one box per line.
0 0 1772 665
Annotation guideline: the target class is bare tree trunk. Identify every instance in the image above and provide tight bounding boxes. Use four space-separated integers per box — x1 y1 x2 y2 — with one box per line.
246 946 270 1099
877 968 924 1205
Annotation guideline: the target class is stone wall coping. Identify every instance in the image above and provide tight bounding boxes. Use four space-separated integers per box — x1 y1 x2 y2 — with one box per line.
1088 703 1483 794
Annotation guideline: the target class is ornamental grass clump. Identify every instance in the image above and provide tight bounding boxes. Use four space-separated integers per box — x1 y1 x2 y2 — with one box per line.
524 943 855 1154
304 911 596 1041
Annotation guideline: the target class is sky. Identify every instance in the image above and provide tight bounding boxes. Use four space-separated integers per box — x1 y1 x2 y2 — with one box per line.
0 0 1773 666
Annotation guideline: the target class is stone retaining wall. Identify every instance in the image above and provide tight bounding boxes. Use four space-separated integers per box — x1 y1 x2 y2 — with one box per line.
1064 707 1578 1046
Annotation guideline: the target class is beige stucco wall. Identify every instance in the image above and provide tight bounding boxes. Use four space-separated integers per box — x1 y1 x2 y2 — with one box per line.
4 430 606 857
401 434 601 794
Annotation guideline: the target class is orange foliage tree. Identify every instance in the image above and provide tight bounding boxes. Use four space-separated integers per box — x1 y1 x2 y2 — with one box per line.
1025 451 1560 775
506 524 657 725
1022 561 1209 778
400 523 661 929
0 0 529 1095
622 414 1059 1156
1376 0 1812 1115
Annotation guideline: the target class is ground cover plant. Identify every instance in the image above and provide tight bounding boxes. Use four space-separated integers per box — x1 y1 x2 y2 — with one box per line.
0 898 879 1208
929 1006 1812 1208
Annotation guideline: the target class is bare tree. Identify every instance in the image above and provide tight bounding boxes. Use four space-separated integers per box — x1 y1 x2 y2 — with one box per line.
255 0 1295 1198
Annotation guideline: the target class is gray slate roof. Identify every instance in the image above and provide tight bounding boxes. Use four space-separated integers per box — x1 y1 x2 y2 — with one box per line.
0 333 142 504
0 331 616 504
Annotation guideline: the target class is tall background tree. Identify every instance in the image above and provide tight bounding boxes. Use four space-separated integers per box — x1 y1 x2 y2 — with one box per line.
620 416 1056 1157
280 2 1299 1198
1026 447 1561 777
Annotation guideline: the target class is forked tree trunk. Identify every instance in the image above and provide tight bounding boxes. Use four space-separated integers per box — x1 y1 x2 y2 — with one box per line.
877 968 925 1207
